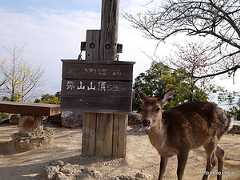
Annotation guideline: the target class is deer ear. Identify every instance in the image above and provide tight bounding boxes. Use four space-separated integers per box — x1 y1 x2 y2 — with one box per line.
161 91 174 107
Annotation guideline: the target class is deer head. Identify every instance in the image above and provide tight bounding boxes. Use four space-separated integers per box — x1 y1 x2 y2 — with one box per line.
141 91 174 132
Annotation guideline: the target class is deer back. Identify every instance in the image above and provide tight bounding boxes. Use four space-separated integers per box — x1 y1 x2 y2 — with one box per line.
162 102 227 150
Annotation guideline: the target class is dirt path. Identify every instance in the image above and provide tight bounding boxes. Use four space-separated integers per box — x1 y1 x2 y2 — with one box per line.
0 125 239 180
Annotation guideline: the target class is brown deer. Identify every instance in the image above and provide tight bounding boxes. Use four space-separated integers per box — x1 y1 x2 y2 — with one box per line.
140 91 232 180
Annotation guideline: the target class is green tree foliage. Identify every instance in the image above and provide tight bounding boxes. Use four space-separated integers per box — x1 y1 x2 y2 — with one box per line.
218 90 236 105
218 90 240 120
34 92 60 104
229 106 240 121
133 61 208 111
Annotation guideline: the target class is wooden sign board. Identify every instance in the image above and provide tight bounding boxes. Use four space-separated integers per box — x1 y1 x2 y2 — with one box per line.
61 60 135 112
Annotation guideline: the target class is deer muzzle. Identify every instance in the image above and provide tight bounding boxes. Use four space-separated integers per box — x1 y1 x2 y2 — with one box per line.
142 119 151 127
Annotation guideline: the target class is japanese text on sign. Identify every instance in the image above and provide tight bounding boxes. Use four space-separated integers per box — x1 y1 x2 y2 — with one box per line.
66 80 120 92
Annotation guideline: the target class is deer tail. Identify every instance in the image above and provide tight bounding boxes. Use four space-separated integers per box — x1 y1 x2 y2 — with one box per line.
216 107 233 138
226 117 234 132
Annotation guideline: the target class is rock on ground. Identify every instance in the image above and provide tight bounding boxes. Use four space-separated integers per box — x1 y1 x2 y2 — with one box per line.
228 125 240 134
9 114 20 125
45 161 102 180
128 112 142 126
61 111 83 128
61 111 142 128
12 128 54 152
45 161 151 180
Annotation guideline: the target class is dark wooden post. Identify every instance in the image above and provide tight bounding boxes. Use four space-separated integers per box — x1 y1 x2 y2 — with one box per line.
61 0 133 159
100 0 119 61
82 0 127 158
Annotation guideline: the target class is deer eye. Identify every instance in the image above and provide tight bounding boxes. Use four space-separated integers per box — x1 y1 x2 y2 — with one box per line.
154 107 160 112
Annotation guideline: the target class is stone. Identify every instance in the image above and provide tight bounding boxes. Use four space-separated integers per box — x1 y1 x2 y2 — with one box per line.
135 172 151 179
80 168 102 179
228 125 240 134
12 128 53 152
61 111 83 128
76 175 95 180
0 115 9 124
45 166 60 179
50 160 65 167
9 114 20 125
111 177 120 180
55 172 69 180
47 114 62 126
128 112 142 126
111 175 135 180
45 163 103 180
60 163 80 175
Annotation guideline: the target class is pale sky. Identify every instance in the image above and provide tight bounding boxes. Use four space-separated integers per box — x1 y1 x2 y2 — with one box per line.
0 0 239 97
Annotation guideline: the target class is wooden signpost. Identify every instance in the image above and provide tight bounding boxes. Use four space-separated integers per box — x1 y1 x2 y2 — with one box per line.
61 61 134 112
61 0 134 158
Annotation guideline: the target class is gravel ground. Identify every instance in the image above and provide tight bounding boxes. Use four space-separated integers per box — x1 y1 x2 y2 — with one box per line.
0 125 240 180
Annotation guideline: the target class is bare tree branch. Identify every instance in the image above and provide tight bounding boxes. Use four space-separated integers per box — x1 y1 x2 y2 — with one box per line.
126 0 240 78
193 64 240 79
0 46 43 102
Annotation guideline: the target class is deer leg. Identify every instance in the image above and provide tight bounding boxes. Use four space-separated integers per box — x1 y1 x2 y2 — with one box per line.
202 142 217 180
158 156 168 180
177 151 189 180
216 146 224 180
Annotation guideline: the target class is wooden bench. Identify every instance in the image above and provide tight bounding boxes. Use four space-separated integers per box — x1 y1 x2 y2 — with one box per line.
0 101 61 132
0 101 61 116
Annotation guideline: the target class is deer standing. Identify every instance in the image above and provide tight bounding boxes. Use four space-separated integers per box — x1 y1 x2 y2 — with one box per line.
141 91 232 180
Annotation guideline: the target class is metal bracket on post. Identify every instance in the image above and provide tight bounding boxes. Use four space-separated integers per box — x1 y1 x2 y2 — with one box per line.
77 42 87 61
117 44 123 53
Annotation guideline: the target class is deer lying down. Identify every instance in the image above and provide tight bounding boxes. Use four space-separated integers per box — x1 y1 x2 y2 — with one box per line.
141 91 232 180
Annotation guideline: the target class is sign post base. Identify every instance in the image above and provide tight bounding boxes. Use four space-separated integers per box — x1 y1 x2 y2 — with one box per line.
82 112 127 158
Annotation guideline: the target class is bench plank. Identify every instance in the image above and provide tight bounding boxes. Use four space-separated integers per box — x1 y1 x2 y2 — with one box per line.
0 101 61 116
